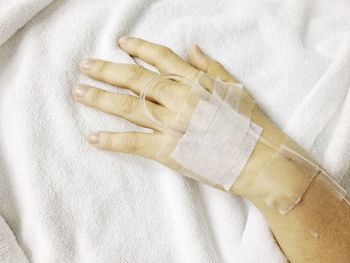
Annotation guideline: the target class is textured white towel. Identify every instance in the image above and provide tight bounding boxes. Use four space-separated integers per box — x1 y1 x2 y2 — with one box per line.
0 0 350 262
0 215 27 262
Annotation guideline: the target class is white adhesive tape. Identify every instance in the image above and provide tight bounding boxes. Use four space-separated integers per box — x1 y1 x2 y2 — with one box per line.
170 98 262 190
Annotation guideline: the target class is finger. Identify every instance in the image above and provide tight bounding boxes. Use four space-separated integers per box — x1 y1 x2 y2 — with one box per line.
188 45 238 84
79 59 188 111
79 59 156 95
86 131 163 159
72 84 176 131
118 36 199 81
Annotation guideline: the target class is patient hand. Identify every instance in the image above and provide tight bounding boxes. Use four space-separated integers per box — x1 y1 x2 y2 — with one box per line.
73 37 350 263
73 36 283 196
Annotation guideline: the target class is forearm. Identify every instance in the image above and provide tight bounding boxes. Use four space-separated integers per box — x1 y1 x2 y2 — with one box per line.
255 179 350 263
232 107 350 263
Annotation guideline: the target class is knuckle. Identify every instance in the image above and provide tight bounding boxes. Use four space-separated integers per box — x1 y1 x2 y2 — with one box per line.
122 134 143 152
151 109 167 128
152 79 168 96
156 45 173 59
156 80 188 105
104 133 115 150
128 65 145 83
117 95 138 116
90 89 104 105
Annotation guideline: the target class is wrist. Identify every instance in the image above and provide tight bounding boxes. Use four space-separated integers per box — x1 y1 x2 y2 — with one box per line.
230 105 319 217
229 106 288 199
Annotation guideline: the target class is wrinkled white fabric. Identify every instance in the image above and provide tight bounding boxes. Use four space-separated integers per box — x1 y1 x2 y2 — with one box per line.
0 0 350 262
0 215 27 262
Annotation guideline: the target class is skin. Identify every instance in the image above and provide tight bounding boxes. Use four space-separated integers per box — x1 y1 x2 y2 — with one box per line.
72 36 350 263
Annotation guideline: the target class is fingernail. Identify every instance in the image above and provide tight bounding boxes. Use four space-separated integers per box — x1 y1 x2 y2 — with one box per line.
87 132 100 144
72 85 88 97
118 35 130 45
80 59 95 72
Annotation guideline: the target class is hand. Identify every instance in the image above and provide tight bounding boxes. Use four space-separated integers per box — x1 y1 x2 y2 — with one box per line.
72 36 285 197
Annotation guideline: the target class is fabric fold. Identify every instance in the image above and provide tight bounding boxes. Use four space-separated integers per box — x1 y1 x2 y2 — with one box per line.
0 0 55 46
0 214 28 263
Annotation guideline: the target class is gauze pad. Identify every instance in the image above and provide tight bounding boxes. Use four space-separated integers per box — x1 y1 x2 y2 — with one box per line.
140 71 348 219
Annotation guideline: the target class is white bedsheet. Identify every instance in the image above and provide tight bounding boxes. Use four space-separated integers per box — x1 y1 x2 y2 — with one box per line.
1 0 350 262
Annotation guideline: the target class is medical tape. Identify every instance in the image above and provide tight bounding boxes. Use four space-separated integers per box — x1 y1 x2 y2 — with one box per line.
251 137 320 215
194 71 256 117
169 98 262 190
248 132 347 218
140 71 348 216
346 194 350 206
163 72 261 190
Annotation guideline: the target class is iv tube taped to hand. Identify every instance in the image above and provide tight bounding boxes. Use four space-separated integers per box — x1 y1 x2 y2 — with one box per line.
140 71 348 217
140 72 262 190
